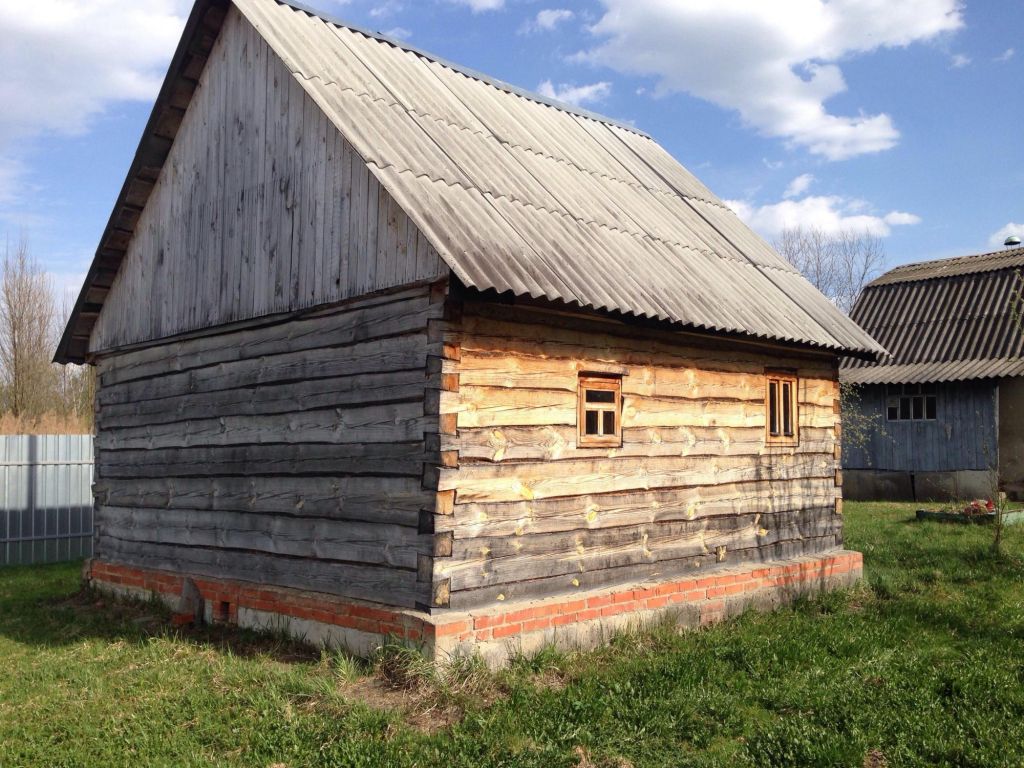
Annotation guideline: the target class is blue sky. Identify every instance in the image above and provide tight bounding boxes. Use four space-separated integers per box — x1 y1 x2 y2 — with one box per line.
0 0 1020 304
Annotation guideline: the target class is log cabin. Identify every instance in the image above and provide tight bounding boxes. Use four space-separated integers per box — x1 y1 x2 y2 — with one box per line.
56 0 882 663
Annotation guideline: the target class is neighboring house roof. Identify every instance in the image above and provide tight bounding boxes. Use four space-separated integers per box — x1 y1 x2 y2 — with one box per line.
56 0 883 364
843 246 1024 385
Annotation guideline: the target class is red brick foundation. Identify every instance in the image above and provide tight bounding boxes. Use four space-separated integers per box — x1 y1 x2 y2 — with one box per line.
87 550 862 664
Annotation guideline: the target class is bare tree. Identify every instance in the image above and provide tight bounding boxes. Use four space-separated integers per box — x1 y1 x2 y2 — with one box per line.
55 292 95 429
774 226 886 314
0 237 58 419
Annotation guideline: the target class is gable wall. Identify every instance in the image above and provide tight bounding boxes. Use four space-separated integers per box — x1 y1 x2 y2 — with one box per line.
89 5 446 354
431 299 844 610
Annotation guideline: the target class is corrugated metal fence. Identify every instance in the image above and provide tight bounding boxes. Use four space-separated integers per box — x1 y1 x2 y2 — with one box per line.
1 435 94 566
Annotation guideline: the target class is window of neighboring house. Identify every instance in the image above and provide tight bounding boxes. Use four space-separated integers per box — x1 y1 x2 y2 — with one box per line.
886 383 937 422
766 372 798 444
578 375 622 447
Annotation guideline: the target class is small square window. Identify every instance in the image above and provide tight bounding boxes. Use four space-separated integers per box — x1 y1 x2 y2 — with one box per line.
766 371 798 445
578 375 622 447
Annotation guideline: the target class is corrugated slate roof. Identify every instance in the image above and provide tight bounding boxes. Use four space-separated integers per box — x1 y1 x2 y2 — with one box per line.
843 248 1024 385
56 0 883 363
869 246 1024 286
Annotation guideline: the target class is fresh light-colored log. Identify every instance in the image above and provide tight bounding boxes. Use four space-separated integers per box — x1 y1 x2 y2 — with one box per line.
440 453 835 503
440 477 839 537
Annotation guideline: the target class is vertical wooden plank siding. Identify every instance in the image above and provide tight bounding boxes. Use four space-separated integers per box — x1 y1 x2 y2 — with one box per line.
434 301 844 610
88 7 446 355
842 381 998 472
91 285 446 609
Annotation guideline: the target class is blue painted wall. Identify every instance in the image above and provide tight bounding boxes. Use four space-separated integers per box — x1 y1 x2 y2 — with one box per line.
842 381 998 472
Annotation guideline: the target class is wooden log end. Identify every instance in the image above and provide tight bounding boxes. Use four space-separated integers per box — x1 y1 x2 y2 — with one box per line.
417 553 432 583
438 412 458 435
433 579 451 608
435 489 456 516
418 508 435 534
433 531 454 558
422 463 440 491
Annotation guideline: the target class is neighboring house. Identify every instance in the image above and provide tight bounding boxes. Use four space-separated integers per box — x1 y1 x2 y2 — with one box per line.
842 246 1024 502
56 0 880 662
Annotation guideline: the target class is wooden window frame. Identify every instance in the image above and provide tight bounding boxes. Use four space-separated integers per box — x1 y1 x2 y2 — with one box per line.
765 371 799 446
885 383 937 422
578 375 622 448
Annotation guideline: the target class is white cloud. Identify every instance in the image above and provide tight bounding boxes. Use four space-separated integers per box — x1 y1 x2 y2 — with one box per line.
577 0 963 161
950 53 971 68
537 79 612 107
447 0 504 12
0 1 188 147
995 48 1015 62
783 173 814 198
524 9 574 32
382 26 412 40
988 222 1024 248
883 211 921 226
370 1 403 18
725 195 921 239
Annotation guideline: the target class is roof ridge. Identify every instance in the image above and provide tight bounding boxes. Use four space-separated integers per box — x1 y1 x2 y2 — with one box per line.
271 0 651 139
873 245 1024 285
872 244 1024 278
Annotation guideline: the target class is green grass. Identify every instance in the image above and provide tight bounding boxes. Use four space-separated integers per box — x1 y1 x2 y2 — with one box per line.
2 503 1024 767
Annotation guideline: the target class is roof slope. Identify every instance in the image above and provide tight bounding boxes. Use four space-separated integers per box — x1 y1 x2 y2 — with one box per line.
56 0 882 363
843 246 1024 385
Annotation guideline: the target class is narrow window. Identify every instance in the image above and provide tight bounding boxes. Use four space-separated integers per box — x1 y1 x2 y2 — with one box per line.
578 375 622 447
782 381 793 437
925 395 937 420
899 397 911 420
886 396 899 421
765 372 798 445
912 396 924 420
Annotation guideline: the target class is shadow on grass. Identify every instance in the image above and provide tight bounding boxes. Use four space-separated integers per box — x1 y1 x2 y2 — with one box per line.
0 561 321 664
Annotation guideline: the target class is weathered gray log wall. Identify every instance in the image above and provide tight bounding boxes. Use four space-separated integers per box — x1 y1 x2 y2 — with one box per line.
431 299 844 610
89 5 446 355
93 284 448 609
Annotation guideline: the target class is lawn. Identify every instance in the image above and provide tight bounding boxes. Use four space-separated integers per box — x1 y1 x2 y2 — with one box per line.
2 502 1023 768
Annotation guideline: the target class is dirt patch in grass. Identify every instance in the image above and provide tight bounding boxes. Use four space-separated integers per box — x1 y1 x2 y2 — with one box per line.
342 676 464 734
